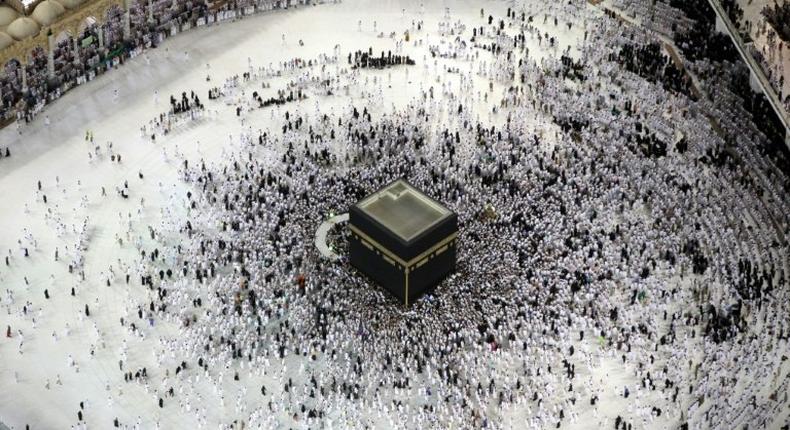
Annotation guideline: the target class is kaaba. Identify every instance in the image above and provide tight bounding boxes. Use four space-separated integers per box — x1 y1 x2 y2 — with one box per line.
349 179 458 305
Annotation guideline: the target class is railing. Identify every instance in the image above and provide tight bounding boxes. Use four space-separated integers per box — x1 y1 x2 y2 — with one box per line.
706 0 790 148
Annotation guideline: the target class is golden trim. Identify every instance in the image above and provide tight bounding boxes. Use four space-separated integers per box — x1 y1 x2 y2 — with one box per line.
350 225 407 266
350 225 457 307
349 224 458 267
407 233 458 267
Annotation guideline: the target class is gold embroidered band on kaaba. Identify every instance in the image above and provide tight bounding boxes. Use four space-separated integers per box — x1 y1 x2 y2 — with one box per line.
350 224 458 305
350 225 458 269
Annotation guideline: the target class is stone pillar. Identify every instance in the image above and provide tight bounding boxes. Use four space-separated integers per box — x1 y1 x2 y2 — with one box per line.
21 65 27 91
47 34 55 78
74 37 80 65
98 27 104 48
123 10 131 39
148 0 154 23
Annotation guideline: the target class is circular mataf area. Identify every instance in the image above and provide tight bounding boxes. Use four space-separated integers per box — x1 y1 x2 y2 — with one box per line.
0 1 788 429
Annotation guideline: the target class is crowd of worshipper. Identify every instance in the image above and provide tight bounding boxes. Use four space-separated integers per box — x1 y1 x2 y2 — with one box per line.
713 0 790 113
115 2 789 428
0 0 320 127
762 1 790 42
754 1 790 112
170 91 204 115
108 6 788 422
718 0 745 30
138 91 207 137
141 97 207 140
250 88 308 110
665 0 790 172
614 42 694 99
666 0 790 112
208 76 264 101
2 0 790 429
348 48 415 69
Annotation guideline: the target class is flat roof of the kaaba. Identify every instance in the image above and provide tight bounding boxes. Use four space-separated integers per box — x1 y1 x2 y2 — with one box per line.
357 179 452 242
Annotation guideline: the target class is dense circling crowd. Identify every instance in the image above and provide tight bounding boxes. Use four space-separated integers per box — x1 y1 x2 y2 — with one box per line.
2 1 790 429
762 1 790 42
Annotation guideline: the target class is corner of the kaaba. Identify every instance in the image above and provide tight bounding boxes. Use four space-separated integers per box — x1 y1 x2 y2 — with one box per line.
406 239 457 304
